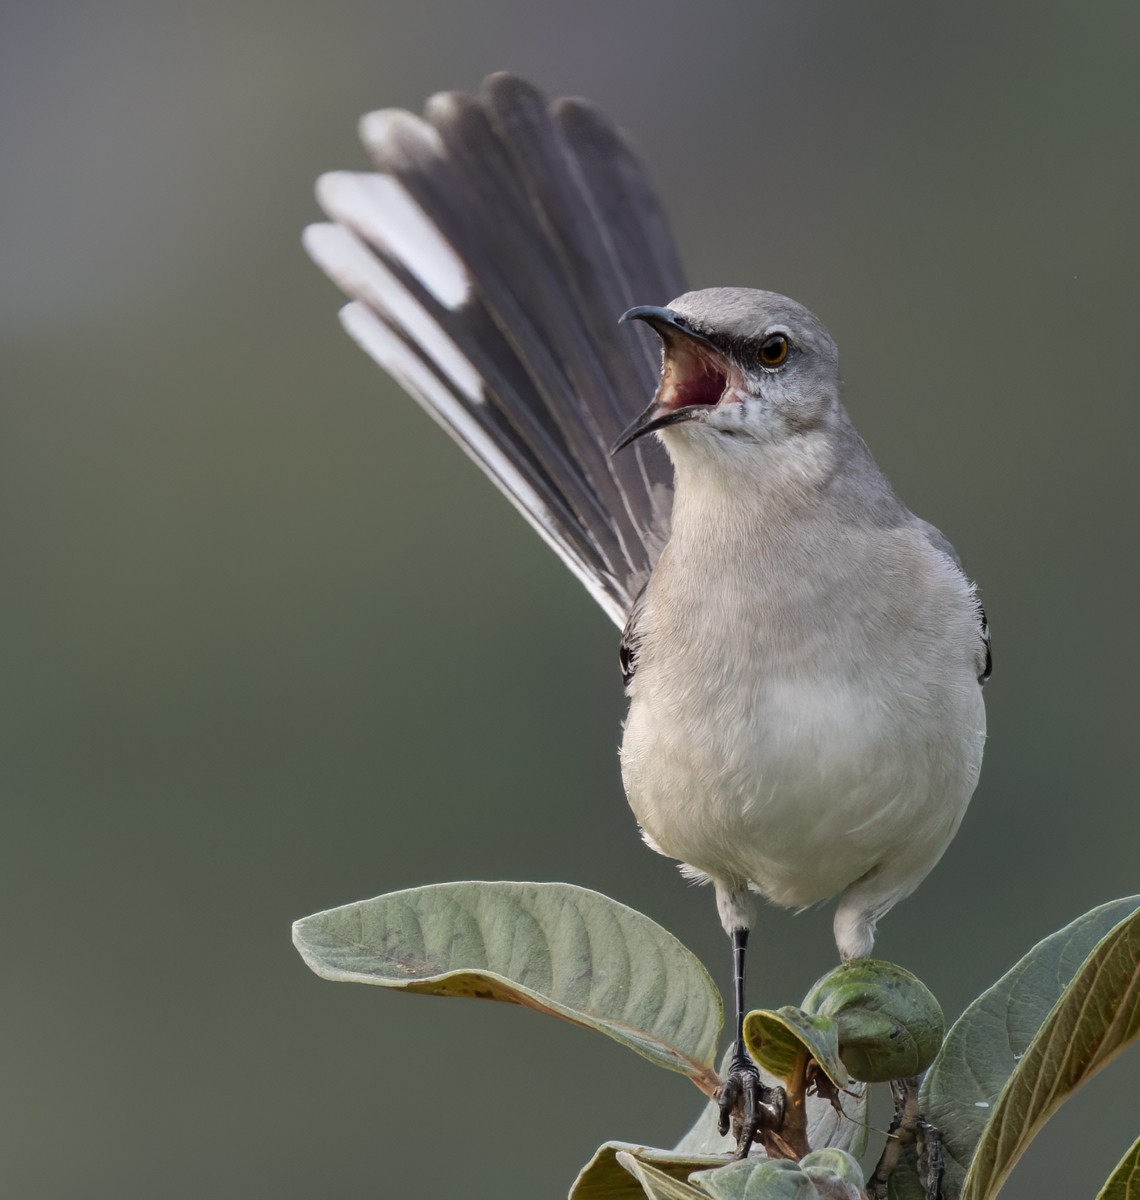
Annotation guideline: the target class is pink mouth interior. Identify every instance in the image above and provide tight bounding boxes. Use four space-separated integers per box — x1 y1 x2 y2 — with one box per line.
660 344 730 411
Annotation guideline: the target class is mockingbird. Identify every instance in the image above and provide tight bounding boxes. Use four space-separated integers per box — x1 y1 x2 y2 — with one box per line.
304 73 990 1155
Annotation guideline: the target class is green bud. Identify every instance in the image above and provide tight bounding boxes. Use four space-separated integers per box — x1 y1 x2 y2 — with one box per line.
802 959 944 1082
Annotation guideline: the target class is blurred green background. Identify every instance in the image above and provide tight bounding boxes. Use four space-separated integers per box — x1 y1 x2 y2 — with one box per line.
3 2 1137 1197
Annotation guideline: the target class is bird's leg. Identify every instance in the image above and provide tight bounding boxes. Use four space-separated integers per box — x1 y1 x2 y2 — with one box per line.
717 927 770 1158
916 1114 945 1200
866 1077 944 1200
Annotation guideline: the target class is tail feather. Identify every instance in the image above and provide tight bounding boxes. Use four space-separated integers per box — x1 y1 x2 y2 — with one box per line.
361 96 644 571
554 97 687 330
309 172 622 568
306 73 687 624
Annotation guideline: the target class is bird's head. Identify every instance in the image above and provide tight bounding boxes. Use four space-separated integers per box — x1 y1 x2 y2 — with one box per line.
614 288 842 468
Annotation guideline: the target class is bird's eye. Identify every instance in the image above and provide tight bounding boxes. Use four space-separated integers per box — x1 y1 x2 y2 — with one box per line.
758 334 789 367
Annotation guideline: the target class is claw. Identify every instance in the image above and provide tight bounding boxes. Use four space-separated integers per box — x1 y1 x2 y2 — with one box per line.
717 1044 768 1158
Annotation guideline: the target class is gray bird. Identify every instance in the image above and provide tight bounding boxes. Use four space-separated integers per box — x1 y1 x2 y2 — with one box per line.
304 73 990 1154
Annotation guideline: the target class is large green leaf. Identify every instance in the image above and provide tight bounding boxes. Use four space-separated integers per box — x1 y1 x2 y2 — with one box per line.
613 1150 867 1200
689 1150 862 1199
1098 1134 1140 1200
292 881 722 1085
691 1158 818 1199
570 1143 723 1200
960 904 1140 1200
615 1152 708 1200
919 895 1140 1196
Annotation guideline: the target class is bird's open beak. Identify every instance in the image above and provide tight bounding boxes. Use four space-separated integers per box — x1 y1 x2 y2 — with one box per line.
612 306 739 453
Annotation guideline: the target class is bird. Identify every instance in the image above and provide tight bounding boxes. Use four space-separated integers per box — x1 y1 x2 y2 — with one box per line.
303 73 990 1155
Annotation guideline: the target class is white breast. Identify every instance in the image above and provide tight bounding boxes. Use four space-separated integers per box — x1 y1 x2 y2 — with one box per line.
619 510 986 912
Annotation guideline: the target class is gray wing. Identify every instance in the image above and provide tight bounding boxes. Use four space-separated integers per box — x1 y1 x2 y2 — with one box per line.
918 519 991 685
304 73 685 627
619 583 647 689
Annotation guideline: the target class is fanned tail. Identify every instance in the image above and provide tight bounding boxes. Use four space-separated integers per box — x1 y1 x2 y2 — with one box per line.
304 73 686 626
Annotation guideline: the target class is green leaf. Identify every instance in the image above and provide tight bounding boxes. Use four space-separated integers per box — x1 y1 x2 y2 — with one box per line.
885 1159 924 1200
679 1147 863 1199
570 1143 723 1200
292 881 723 1085
920 895 1140 1195
691 1152 859 1200
573 1075 870 1200
1097 1133 1140 1200
742 1007 847 1088
615 1151 709 1200
672 1095 735 1157
743 962 943 1092
802 960 943 1083
960 904 1140 1200
690 1158 817 1199
798 1148 865 1199
804 1082 868 1160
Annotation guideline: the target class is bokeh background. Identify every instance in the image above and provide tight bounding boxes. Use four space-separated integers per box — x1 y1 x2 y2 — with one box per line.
3 2 1138 1197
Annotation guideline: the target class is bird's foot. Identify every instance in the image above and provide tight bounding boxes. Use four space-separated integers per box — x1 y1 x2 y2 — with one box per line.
717 1044 783 1159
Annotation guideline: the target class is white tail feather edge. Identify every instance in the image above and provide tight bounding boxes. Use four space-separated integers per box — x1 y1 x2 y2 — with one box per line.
315 169 470 311
336 300 626 628
303 222 480 403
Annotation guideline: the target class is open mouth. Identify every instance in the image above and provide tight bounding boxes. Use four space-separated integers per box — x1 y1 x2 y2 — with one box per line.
658 340 740 414
611 305 745 452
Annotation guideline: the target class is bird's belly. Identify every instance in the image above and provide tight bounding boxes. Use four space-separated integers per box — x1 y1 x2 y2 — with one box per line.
621 669 984 909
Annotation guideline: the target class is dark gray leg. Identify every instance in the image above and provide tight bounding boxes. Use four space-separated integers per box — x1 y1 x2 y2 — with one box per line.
717 928 765 1157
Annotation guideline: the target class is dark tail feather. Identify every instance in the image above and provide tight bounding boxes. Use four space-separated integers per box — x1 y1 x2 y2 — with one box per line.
304 73 685 625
